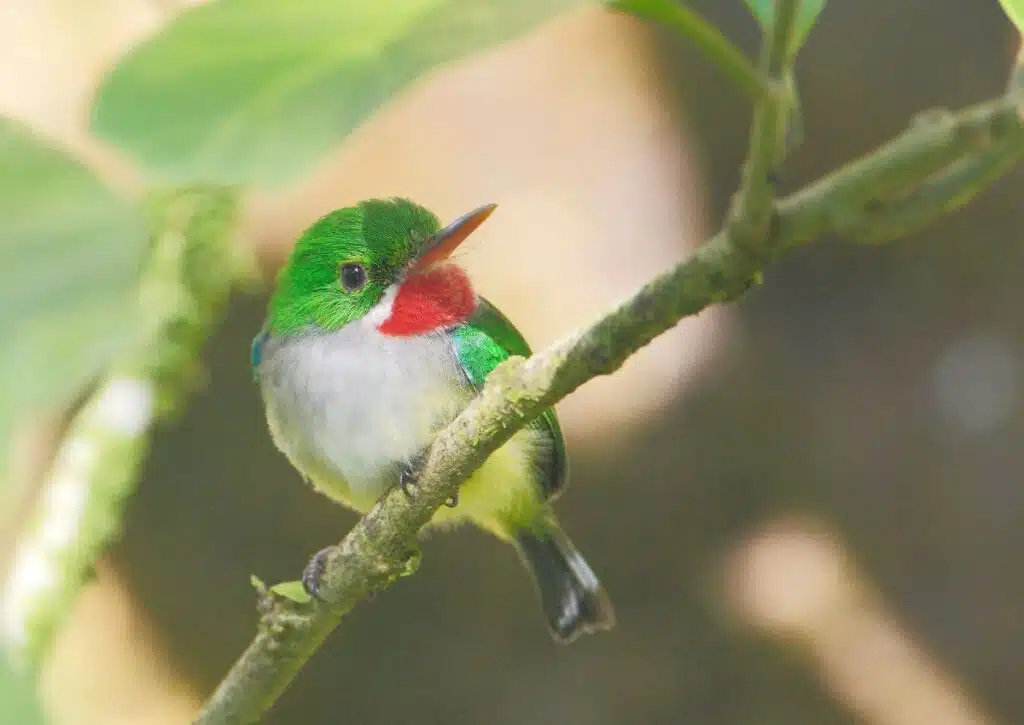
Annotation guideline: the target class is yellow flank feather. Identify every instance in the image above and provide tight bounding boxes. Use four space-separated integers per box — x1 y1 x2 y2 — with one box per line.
428 427 547 537
306 425 547 539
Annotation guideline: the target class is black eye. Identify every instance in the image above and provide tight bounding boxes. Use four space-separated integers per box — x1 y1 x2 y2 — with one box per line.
340 263 367 291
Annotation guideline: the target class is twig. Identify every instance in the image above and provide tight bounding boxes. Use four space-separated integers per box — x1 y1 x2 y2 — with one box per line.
192 73 1024 725
839 71 1024 245
844 139 1024 244
0 186 245 667
725 0 800 258
774 96 1024 253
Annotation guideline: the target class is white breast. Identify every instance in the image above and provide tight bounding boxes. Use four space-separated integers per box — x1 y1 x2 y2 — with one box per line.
257 316 470 508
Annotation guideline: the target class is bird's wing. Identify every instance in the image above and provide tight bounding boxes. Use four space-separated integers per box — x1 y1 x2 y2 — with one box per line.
450 298 567 498
251 323 269 382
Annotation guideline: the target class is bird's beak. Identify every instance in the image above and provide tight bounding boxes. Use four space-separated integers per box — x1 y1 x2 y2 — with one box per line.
409 203 497 273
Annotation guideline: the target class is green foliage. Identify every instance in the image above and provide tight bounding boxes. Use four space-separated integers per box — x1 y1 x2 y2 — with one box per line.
0 654 45 725
609 0 769 101
744 0 826 51
268 580 313 604
91 0 591 186
0 118 147 488
999 0 1024 33
137 186 247 412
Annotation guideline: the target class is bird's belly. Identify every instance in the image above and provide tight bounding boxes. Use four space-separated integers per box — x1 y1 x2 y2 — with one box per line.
260 329 469 509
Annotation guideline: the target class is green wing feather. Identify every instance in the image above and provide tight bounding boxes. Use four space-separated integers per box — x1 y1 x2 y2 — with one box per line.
451 298 567 499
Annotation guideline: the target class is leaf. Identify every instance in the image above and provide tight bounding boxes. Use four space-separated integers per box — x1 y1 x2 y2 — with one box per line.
999 0 1024 34
744 0 826 50
0 119 147 486
91 0 592 186
269 581 312 604
0 652 46 725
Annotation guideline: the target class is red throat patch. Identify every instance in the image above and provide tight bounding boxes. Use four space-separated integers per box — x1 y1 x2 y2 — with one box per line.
377 264 476 336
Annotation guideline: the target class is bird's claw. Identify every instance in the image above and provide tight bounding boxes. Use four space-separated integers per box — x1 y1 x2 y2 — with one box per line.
399 452 456 507
302 546 335 599
399 452 429 500
399 467 419 500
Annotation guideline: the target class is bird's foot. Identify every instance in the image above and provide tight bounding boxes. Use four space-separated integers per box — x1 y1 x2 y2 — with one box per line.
399 450 456 507
301 546 337 599
398 450 430 500
399 466 419 500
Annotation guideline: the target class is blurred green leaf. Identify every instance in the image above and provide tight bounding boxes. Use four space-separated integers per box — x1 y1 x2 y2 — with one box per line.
0 119 147 485
743 0 826 50
0 653 45 725
999 0 1024 33
91 0 591 186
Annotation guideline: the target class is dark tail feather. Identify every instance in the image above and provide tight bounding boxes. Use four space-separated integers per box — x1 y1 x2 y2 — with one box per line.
515 525 615 644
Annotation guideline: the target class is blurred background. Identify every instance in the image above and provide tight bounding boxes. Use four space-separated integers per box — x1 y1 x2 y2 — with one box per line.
1 0 1022 723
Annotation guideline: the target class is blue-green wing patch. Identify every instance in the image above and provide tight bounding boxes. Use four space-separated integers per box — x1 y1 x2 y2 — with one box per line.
451 298 567 498
251 323 269 381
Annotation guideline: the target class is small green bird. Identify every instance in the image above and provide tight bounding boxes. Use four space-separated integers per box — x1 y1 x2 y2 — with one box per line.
252 198 614 642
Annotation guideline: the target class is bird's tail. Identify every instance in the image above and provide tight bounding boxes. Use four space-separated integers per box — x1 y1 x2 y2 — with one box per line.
514 522 615 643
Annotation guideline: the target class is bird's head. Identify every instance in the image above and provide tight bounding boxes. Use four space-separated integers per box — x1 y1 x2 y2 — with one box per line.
268 198 495 336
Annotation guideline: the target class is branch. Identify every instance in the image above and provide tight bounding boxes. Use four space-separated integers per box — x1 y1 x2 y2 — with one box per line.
843 137 1024 244
193 82 1024 725
0 186 246 667
773 96 1024 254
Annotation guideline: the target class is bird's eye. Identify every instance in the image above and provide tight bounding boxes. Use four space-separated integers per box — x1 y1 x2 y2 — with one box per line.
339 263 367 291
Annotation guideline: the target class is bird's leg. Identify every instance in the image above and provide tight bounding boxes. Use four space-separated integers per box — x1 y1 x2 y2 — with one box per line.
398 448 458 507
301 545 336 599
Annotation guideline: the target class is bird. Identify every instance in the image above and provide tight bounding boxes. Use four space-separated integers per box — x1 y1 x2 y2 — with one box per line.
251 197 614 643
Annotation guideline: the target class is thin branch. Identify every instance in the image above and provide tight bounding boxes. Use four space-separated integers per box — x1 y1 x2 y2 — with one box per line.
610 0 772 102
193 86 1024 725
0 186 246 667
838 62 1024 244
843 140 1024 245
725 0 800 257
774 96 1024 253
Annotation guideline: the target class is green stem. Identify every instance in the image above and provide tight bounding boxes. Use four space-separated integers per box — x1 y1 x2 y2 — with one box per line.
0 186 246 668
775 97 1024 251
844 140 1024 244
725 0 800 258
610 0 771 102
